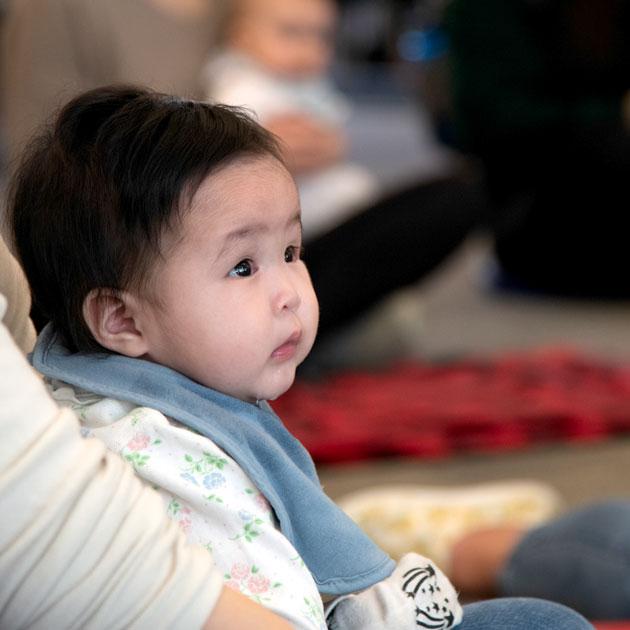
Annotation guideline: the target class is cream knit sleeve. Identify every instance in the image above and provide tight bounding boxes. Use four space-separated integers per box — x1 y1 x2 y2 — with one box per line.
0 296 224 629
0 237 36 354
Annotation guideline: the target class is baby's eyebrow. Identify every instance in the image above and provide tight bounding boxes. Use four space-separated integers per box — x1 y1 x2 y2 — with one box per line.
217 211 302 260
224 223 267 243
287 210 302 228
290 211 303 235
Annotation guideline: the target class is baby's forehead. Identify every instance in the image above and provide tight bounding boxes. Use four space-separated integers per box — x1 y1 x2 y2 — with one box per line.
179 156 298 230
191 155 292 204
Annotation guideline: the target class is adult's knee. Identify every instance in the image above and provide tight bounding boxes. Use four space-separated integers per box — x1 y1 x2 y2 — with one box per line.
461 597 592 630
501 500 630 619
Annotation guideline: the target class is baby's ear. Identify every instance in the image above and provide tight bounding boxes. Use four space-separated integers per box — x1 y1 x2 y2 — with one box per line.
82 289 149 357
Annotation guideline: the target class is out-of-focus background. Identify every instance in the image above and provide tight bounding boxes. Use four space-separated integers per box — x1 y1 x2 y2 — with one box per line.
2 0 630 509
292 0 630 508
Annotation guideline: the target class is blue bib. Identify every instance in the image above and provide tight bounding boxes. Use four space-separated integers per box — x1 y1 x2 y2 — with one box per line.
32 325 394 594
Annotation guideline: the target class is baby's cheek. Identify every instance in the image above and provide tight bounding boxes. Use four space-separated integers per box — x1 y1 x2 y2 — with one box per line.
304 278 320 322
304 298 320 344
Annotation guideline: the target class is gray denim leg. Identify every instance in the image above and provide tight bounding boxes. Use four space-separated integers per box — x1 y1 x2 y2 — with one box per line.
500 500 630 619
459 598 593 630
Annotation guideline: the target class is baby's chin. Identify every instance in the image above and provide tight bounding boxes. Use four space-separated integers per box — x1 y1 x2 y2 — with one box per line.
265 387 290 402
258 380 294 403
252 368 299 403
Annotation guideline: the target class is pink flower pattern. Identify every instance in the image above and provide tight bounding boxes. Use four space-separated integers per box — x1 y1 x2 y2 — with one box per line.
247 574 270 594
230 563 250 580
225 564 275 601
126 433 151 451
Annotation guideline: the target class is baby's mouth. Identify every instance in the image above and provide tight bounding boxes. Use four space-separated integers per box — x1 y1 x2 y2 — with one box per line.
271 330 302 359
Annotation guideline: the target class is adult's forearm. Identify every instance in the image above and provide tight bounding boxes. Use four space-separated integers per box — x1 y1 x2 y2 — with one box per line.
204 586 294 630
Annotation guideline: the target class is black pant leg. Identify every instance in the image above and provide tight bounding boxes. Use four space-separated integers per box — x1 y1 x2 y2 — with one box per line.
303 175 484 337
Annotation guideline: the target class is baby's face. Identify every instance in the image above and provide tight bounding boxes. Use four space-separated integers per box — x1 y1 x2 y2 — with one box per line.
230 0 336 78
138 156 319 402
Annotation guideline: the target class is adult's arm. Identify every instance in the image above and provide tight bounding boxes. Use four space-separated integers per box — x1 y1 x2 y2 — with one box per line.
266 112 346 174
0 296 292 629
206 587 293 629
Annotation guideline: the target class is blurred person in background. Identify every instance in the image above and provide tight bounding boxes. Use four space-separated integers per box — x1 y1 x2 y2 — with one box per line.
444 0 630 297
205 0 381 240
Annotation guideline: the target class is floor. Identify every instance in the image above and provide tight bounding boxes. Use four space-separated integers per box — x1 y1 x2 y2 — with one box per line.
312 229 630 513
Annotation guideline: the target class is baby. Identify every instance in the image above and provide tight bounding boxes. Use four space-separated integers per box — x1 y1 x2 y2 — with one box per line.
10 86 592 630
204 0 379 239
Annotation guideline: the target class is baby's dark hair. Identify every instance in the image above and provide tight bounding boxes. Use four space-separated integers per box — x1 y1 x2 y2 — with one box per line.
9 85 282 353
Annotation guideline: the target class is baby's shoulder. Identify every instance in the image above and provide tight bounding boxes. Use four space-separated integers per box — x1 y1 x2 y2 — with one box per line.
47 380 244 478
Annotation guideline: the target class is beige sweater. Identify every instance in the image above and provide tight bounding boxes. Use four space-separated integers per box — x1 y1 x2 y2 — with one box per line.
0 236 35 353
0 294 223 628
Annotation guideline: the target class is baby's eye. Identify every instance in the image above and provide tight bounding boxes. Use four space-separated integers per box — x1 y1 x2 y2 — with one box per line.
284 245 303 263
229 259 254 277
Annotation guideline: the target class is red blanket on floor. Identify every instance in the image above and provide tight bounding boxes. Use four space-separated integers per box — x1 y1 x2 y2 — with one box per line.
272 348 630 463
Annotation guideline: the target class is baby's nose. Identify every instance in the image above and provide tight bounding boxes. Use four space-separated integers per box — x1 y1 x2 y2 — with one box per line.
274 276 302 313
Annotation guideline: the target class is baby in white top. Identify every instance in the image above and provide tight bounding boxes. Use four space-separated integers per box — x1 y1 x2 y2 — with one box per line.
204 0 379 239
